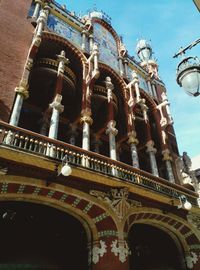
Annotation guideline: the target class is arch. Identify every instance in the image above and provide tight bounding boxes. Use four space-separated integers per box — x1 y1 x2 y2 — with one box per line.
0 175 119 240
42 31 87 64
124 208 200 257
0 200 89 269
128 223 186 270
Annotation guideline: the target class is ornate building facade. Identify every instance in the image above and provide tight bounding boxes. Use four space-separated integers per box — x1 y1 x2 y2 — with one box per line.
0 0 200 269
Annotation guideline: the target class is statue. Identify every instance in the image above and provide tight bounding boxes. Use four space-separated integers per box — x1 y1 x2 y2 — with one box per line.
182 152 192 173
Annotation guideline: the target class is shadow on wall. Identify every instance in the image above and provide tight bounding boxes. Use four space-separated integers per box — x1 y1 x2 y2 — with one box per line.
0 100 11 122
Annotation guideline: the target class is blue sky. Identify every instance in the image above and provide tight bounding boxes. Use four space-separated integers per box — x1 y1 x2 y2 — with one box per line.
58 0 200 158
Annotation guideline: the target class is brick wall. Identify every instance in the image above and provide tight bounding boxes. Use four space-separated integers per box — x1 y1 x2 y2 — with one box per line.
0 0 33 121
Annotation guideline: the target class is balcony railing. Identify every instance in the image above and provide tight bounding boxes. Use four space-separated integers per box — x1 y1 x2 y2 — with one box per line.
0 121 198 205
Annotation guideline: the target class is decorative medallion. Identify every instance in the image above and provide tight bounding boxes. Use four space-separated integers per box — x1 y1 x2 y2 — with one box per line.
90 187 142 220
111 239 131 263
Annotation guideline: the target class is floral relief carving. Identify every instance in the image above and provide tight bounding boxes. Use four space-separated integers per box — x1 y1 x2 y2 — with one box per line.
89 240 107 264
186 252 199 269
111 239 131 263
90 187 142 220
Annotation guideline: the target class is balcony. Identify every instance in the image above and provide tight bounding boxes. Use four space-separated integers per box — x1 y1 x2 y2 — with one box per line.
0 121 198 206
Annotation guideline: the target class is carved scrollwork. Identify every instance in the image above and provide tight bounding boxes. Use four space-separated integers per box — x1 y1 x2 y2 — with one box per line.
90 187 142 220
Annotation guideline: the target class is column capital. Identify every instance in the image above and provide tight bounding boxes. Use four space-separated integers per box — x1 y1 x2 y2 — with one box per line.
146 140 157 153
162 148 172 161
49 94 64 113
106 120 118 136
127 131 138 145
80 109 93 125
15 81 29 99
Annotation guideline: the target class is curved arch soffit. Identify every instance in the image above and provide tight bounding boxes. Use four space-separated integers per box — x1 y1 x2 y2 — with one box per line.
0 175 119 239
42 31 87 65
124 208 200 254
98 63 127 97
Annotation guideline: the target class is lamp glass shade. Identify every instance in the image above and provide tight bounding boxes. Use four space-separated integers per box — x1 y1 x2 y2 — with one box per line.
183 201 192 211
139 48 152 62
61 163 72 176
181 69 200 96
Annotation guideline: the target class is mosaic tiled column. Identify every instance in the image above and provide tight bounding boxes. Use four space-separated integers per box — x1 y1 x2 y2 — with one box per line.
128 131 139 168
162 148 175 183
146 140 159 177
48 94 64 139
35 5 50 37
10 59 33 126
32 0 44 20
80 109 93 151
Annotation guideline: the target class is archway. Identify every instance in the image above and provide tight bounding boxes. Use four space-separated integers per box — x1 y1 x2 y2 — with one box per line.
129 223 185 270
0 201 88 270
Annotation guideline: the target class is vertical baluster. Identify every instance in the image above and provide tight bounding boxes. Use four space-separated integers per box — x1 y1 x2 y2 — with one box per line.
56 147 60 159
13 133 19 146
24 137 29 149
60 148 65 160
43 143 47 155
29 138 34 151
34 140 38 152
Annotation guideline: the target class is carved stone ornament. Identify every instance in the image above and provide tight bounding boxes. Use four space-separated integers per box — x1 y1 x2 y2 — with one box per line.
186 252 199 269
187 213 200 230
80 109 93 125
106 120 118 136
90 187 142 220
127 131 138 145
162 149 172 161
15 82 29 99
89 240 107 264
49 94 64 113
111 239 131 263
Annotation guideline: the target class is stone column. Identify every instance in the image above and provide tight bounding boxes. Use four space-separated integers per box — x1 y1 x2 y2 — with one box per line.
131 71 141 103
93 44 99 73
147 80 153 96
128 131 139 168
81 30 87 51
161 92 173 125
152 83 157 99
48 94 64 139
10 59 33 126
35 5 50 37
162 149 175 183
90 237 130 270
146 140 159 176
32 0 44 20
124 59 128 78
118 57 124 76
89 34 94 53
80 109 93 151
106 121 118 160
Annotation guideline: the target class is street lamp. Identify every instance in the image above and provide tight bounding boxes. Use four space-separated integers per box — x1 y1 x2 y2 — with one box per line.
176 56 200 97
174 38 200 97
136 39 153 62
